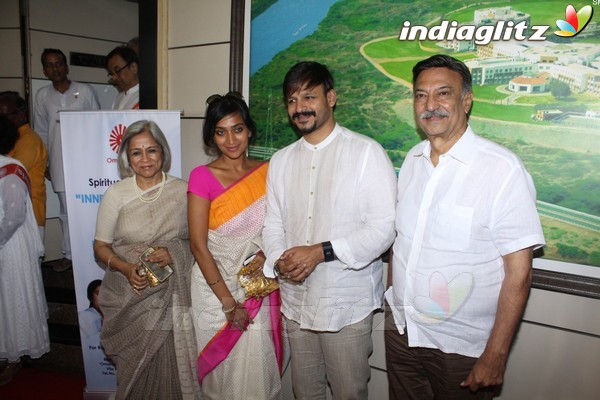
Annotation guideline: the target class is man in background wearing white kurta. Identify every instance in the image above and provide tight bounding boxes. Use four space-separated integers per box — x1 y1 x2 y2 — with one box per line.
34 48 100 272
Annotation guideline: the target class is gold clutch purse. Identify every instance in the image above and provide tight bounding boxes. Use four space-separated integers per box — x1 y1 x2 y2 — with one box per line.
238 254 279 299
139 247 174 287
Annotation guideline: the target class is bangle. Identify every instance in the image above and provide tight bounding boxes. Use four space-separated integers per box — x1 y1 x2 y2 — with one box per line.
107 254 118 271
322 241 335 262
222 303 237 314
208 278 222 286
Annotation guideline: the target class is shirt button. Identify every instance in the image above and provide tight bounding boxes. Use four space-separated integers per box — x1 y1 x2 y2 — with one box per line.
312 166 316 170
308 216 312 219
310 191 314 195
306 240 310 244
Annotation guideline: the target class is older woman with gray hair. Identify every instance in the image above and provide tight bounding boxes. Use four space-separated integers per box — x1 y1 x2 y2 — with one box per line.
93 120 200 399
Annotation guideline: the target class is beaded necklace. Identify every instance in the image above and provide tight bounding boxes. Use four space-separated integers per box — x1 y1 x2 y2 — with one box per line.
133 171 166 203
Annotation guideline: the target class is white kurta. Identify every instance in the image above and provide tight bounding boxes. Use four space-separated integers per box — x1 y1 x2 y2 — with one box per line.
33 81 100 192
0 156 49 361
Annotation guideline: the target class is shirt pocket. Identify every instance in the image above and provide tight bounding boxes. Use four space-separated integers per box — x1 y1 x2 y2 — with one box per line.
429 203 474 251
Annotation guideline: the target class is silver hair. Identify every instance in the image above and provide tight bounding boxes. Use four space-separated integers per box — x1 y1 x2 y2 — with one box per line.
117 120 172 178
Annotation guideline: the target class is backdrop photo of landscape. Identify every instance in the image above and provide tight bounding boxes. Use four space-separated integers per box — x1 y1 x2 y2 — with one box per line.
249 0 600 270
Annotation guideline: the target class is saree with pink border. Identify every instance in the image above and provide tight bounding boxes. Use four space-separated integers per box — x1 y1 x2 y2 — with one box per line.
190 163 283 400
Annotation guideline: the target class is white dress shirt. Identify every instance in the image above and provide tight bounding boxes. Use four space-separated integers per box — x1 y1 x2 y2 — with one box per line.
386 126 545 357
33 81 100 192
263 124 397 331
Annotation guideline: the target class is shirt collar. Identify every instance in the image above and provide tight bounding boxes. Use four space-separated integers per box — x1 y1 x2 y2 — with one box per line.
416 125 476 166
124 83 140 96
301 123 341 151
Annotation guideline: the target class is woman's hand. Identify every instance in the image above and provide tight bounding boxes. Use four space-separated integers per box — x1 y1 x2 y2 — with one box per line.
225 302 251 331
126 263 149 292
246 253 265 278
145 246 173 267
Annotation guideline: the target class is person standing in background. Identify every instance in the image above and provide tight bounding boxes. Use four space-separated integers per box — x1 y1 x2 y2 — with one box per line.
106 46 140 110
0 91 48 241
0 116 49 386
33 48 100 272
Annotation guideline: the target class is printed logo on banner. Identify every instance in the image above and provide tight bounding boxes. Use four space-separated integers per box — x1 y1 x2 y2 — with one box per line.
554 4 594 37
109 123 126 152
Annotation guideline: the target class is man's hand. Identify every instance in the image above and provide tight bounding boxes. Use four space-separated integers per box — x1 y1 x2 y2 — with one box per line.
277 244 323 282
461 247 533 392
461 349 507 391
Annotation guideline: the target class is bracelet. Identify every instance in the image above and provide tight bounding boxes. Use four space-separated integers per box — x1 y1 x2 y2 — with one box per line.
222 303 237 314
107 254 118 271
208 278 222 286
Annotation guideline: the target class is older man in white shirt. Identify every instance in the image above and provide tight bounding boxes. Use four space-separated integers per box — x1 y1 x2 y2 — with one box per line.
263 61 397 400
385 54 545 400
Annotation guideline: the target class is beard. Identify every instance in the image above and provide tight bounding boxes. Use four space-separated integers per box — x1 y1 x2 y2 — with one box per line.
291 110 318 134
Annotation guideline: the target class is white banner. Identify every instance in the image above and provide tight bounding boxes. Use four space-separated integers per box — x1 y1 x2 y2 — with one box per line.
60 110 182 394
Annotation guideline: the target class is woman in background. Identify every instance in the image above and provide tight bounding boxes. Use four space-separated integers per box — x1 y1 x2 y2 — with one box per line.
188 93 283 399
0 116 49 385
93 120 200 399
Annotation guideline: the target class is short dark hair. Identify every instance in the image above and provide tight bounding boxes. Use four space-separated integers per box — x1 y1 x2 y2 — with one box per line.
203 93 257 150
412 54 472 95
283 61 335 100
41 48 67 66
0 116 19 154
106 45 139 68
0 91 27 113
86 279 102 308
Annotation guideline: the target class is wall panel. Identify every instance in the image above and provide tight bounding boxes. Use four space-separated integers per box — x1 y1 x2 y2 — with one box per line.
28 0 138 42
169 0 231 48
0 29 23 77
168 44 230 117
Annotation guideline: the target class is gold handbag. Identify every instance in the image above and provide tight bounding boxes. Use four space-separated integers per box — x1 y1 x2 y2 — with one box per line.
139 247 174 287
238 254 279 299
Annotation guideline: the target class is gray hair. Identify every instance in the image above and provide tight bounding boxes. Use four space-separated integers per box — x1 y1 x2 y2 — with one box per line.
117 120 172 178
413 54 472 96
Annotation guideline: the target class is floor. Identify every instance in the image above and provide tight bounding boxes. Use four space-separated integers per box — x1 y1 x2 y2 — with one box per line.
0 259 87 398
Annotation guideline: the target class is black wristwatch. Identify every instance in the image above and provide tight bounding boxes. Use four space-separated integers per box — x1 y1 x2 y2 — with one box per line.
274 261 281 277
322 241 335 262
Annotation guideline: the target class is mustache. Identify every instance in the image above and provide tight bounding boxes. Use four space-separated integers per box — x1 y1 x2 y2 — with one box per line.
419 109 450 119
292 111 316 119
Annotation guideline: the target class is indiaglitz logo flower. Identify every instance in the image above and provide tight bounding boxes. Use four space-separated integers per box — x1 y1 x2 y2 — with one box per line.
109 123 126 153
554 4 594 37
410 272 473 324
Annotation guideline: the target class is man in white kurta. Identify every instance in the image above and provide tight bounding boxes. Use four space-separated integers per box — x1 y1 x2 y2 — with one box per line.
263 61 397 399
33 48 99 271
